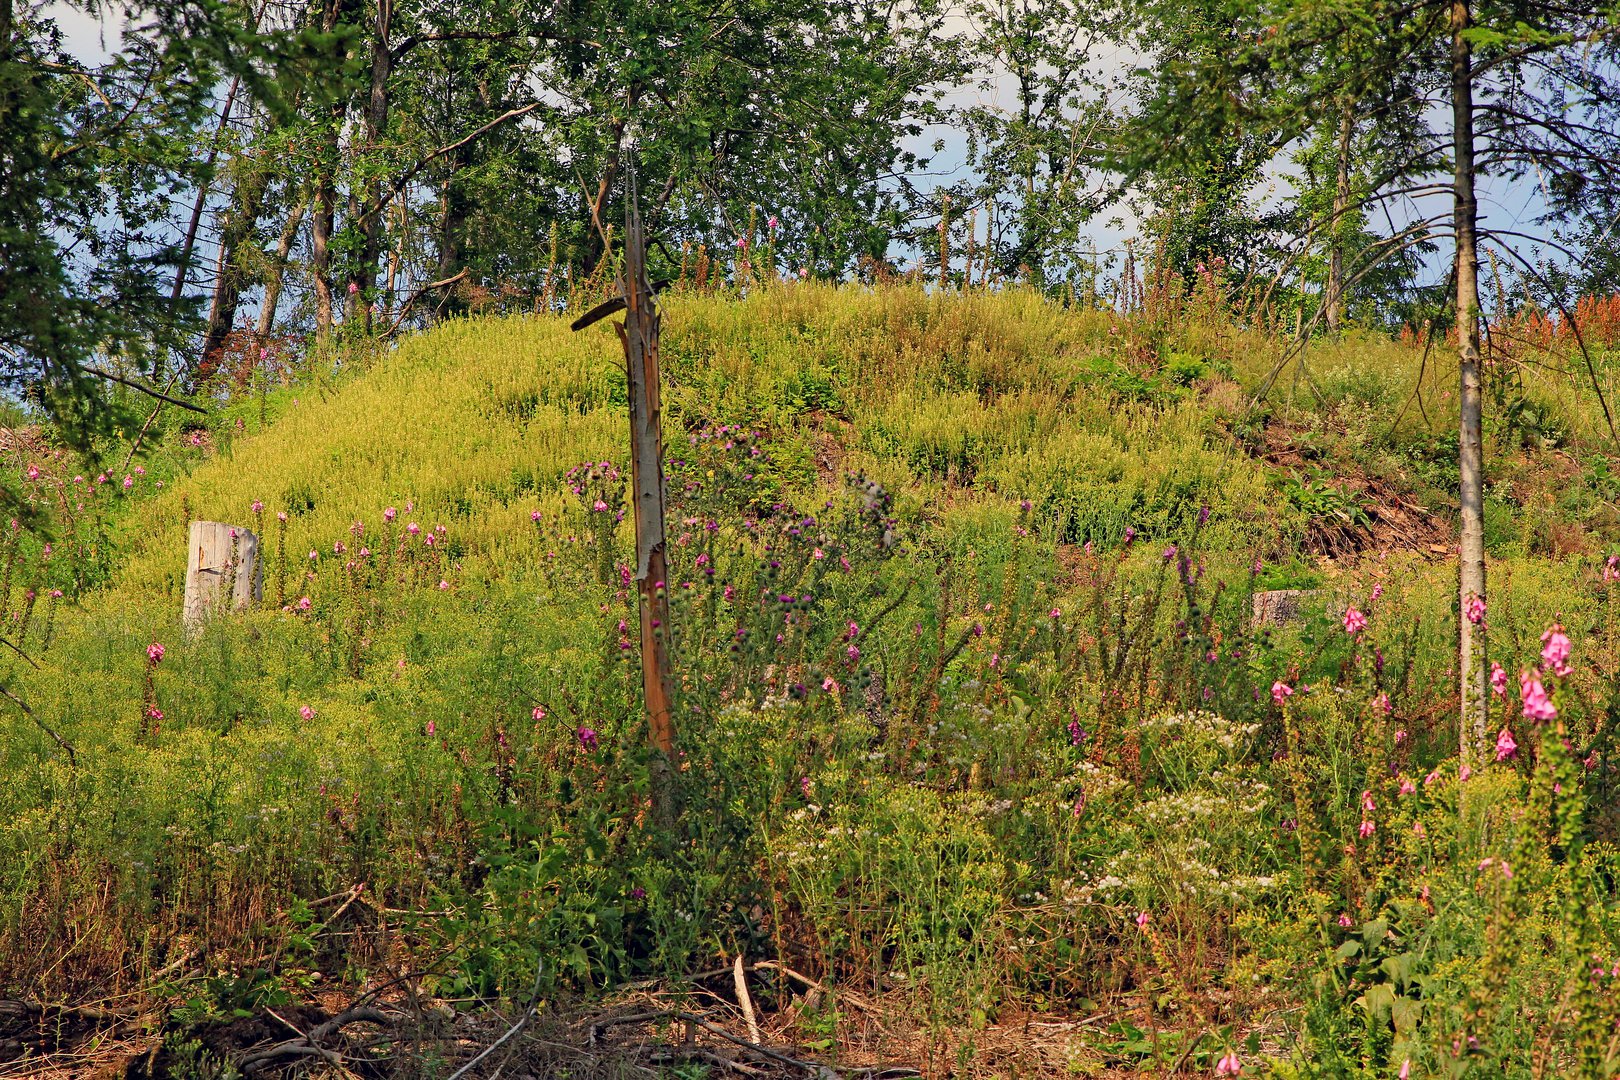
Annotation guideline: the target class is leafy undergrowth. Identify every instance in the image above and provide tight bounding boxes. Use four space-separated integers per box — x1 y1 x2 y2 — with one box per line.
3 284 1620 1077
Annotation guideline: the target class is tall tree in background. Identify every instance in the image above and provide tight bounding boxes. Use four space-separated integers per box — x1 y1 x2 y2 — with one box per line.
1125 0 1620 764
0 0 274 434
950 0 1120 288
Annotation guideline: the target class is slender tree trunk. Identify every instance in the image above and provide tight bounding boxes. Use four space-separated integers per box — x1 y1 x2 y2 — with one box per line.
344 0 393 333
312 149 337 340
257 193 307 340
200 149 272 376
434 166 469 316
616 167 677 828
1326 102 1353 333
311 0 353 342
1453 0 1488 766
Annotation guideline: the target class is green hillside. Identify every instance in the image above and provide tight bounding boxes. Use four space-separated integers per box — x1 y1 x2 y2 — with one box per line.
6 285 1620 1075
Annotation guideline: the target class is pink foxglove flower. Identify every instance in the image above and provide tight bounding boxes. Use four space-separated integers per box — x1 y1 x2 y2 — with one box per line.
1463 594 1486 624
1358 820 1376 838
1134 911 1150 929
1343 607 1367 634
147 642 165 664
1215 1052 1243 1076
1490 661 1507 696
299 705 315 721
1495 727 1518 762
1271 681 1293 706
1540 622 1572 677
1521 670 1557 722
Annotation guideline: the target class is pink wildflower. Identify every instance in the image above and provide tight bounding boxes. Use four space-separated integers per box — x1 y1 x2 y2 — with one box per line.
1361 790 1376 812
24 464 38 480
251 500 263 514
147 642 165 664
407 522 421 536
576 726 599 751
1343 606 1367 634
1338 914 1354 928
1495 728 1518 762
1540 622 1572 677
437 579 450 590
1271 681 1293 706
1215 1052 1242 1076
532 706 547 721
1399 778 1416 796
1490 661 1507 696
1520 670 1557 722
1359 820 1376 838
1375 693 1393 716
299 705 315 721
122 475 133 490
297 596 311 611
1464 594 1486 625
426 720 435 736
1135 911 1150 929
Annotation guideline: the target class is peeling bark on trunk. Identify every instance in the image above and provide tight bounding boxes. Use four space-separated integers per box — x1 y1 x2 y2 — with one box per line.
1453 0 1488 766
615 168 677 828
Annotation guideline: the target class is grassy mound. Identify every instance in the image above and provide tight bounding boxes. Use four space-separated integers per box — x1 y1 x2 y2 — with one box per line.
5 284 1620 1074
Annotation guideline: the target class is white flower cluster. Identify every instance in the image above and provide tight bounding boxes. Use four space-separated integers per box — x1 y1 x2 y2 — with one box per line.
1140 709 1260 753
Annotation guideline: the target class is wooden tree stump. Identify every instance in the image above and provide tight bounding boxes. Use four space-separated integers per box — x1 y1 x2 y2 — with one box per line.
183 521 261 628
1251 589 1321 628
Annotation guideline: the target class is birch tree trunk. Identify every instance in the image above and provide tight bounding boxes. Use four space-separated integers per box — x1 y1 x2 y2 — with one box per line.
1326 102 1353 333
1452 0 1488 766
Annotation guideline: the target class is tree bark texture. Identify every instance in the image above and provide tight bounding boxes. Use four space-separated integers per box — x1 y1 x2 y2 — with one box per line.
1453 0 1488 765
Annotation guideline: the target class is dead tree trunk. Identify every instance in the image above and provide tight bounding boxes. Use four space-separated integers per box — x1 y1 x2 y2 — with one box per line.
183 522 262 629
620 170 677 826
1453 0 1488 766
572 162 677 827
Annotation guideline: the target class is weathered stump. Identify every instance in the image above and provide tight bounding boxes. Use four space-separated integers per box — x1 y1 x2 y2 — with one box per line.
183 521 261 628
1251 588 1321 628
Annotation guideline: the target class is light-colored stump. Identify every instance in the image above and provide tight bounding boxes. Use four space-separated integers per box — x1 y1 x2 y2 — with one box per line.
183 521 261 628
1251 588 1321 628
